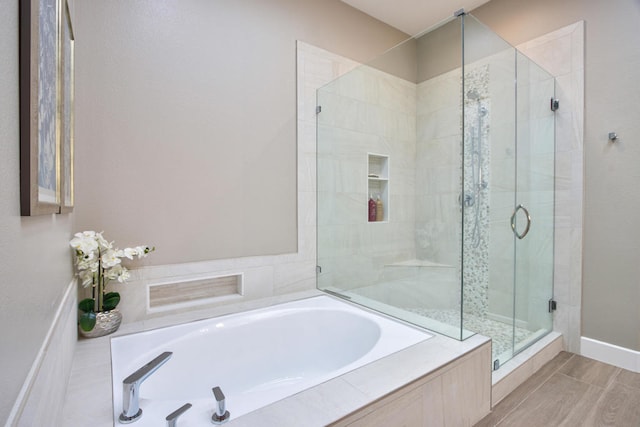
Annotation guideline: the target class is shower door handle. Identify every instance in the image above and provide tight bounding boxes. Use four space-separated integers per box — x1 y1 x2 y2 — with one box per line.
510 204 531 240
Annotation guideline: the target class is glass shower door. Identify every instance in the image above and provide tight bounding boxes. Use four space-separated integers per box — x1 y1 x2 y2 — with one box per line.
463 14 555 368
512 52 555 355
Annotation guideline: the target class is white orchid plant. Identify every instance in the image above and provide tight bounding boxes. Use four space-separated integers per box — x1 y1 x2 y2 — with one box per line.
70 231 154 331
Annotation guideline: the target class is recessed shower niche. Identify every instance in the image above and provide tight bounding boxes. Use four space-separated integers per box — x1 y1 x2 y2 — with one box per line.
367 153 389 222
317 12 556 369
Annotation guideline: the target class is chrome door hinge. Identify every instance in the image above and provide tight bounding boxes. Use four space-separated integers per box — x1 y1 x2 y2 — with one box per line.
316 105 322 114
550 98 560 111
548 299 557 313
316 265 322 274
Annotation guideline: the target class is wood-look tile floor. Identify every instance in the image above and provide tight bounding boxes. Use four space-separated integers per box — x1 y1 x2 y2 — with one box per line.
476 352 640 427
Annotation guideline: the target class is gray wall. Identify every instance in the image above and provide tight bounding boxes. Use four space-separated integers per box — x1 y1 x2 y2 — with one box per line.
416 18 461 82
473 0 640 351
73 0 408 265
1 1 406 423
367 37 418 83
0 1 74 423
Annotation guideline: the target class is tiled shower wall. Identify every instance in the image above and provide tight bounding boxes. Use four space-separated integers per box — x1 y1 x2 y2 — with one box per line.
316 62 418 291
416 54 530 323
415 70 462 267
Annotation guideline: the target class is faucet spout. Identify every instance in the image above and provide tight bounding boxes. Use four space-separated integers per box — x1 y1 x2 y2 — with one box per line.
119 351 173 424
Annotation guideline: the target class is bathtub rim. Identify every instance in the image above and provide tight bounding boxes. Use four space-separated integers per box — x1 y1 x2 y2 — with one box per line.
109 294 435 424
110 291 433 343
63 289 491 426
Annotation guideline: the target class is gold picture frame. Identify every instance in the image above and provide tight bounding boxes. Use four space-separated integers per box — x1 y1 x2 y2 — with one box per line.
19 0 74 215
60 0 75 213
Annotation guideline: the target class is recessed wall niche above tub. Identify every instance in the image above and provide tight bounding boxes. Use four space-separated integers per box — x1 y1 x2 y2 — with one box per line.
147 273 243 313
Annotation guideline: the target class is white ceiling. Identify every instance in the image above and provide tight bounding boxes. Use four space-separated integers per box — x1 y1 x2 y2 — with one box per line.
340 0 492 36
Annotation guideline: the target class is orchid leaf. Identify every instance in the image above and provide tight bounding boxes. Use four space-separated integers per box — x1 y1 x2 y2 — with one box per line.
79 312 97 331
78 298 95 313
102 292 120 311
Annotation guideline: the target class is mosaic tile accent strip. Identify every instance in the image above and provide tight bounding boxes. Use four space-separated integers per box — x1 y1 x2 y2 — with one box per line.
461 64 491 318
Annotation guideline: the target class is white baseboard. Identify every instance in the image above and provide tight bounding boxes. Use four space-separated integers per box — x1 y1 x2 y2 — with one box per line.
580 336 640 373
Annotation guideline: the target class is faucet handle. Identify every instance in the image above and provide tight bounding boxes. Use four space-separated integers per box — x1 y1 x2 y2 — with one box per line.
211 387 231 424
166 403 192 427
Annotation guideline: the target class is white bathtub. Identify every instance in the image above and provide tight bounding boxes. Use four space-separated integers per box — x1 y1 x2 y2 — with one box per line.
110 295 432 426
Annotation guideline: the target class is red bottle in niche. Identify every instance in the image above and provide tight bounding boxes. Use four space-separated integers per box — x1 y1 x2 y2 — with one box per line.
368 195 377 222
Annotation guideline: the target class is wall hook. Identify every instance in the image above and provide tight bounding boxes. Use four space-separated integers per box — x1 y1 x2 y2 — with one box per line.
608 132 618 142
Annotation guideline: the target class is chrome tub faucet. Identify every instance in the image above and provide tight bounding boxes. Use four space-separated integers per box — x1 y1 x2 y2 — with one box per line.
119 351 173 424
166 403 192 427
211 386 231 424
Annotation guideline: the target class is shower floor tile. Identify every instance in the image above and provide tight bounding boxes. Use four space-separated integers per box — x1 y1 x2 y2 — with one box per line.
405 308 533 360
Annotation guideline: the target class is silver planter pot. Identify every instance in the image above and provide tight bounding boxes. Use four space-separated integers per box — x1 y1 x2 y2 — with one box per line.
79 309 122 338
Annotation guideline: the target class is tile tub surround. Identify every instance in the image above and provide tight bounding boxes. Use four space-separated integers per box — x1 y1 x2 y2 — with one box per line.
61 290 491 426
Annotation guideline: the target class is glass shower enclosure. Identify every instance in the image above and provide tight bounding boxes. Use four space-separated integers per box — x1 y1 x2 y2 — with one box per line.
316 13 556 368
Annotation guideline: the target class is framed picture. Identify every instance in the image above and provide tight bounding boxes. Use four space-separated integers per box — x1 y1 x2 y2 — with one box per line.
60 0 75 213
19 0 74 215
